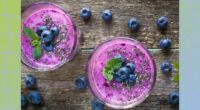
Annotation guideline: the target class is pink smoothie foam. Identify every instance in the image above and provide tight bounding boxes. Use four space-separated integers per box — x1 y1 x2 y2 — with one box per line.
87 37 156 109
21 3 78 71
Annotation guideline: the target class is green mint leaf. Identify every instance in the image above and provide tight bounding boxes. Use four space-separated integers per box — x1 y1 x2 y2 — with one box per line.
23 27 40 40
31 40 41 47
174 61 179 70
174 73 179 82
103 58 123 81
33 44 43 60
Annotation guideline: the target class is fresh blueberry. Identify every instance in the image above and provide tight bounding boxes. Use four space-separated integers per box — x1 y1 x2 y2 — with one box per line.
36 25 48 37
169 91 179 105
115 67 131 81
156 16 168 30
102 9 112 22
128 74 136 86
160 61 172 74
159 38 172 49
75 76 87 89
28 91 42 105
114 75 123 82
43 42 54 52
91 99 105 110
128 17 139 31
80 7 92 20
126 63 136 72
50 26 60 37
21 95 27 108
41 30 53 43
24 75 36 88
114 54 126 63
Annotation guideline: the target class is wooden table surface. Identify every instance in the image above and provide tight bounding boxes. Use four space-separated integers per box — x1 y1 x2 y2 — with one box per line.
21 0 179 110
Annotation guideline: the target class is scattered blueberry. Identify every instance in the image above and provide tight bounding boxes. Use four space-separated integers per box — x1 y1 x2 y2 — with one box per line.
114 54 126 64
43 42 54 52
21 95 27 108
160 61 172 74
128 74 136 86
28 91 42 105
159 38 172 49
128 17 139 31
102 9 112 22
41 30 53 43
36 25 48 37
75 76 87 89
126 63 136 72
156 16 168 30
24 75 37 88
50 26 60 37
80 7 92 20
169 91 179 105
91 99 105 110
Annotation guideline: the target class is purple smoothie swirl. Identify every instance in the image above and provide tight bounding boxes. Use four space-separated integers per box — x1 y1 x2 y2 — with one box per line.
21 2 79 71
86 37 156 109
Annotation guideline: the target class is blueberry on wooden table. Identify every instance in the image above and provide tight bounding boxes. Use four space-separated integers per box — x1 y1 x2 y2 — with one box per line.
21 95 27 108
28 91 42 105
80 7 92 21
75 76 87 90
156 16 168 30
169 90 179 105
160 61 173 74
101 9 112 22
91 99 105 110
128 17 139 31
159 38 172 49
24 74 37 88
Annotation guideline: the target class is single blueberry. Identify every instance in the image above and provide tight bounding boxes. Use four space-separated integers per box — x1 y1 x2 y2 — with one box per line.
43 42 54 52
50 26 60 37
126 63 136 72
24 75 36 88
128 74 136 86
114 75 123 82
80 7 92 20
28 91 42 105
36 25 48 37
21 95 27 108
75 76 87 89
114 54 126 63
128 17 139 31
169 91 179 105
160 61 173 74
91 99 105 110
116 67 131 81
156 16 168 30
102 9 112 22
41 30 53 43
159 38 172 49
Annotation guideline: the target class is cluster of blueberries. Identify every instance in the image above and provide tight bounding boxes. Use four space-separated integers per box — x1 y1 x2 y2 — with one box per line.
113 55 137 86
36 25 60 52
21 75 42 108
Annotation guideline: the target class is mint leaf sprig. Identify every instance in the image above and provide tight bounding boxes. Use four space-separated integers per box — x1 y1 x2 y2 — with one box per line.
173 61 179 82
103 58 122 81
23 27 43 60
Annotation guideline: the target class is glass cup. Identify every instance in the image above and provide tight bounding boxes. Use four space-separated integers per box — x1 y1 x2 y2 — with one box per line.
86 37 156 109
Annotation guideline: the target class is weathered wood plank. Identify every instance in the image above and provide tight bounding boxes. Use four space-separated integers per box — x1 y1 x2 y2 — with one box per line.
22 49 179 110
21 0 179 49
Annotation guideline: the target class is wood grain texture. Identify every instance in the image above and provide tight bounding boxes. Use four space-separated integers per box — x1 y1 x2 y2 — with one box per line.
22 49 179 110
21 0 179 109
21 0 179 49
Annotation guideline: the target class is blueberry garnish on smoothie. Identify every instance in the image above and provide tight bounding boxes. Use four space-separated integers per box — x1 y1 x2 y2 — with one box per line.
23 25 60 60
103 55 137 87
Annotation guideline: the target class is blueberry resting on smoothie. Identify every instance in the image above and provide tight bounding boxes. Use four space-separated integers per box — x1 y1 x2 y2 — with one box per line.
103 55 137 87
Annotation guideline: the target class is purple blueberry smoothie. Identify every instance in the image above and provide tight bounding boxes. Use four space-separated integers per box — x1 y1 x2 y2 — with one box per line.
86 37 156 109
21 3 79 71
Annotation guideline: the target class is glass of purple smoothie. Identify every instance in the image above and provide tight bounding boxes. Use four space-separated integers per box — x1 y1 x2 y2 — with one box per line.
21 2 79 71
86 37 156 109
